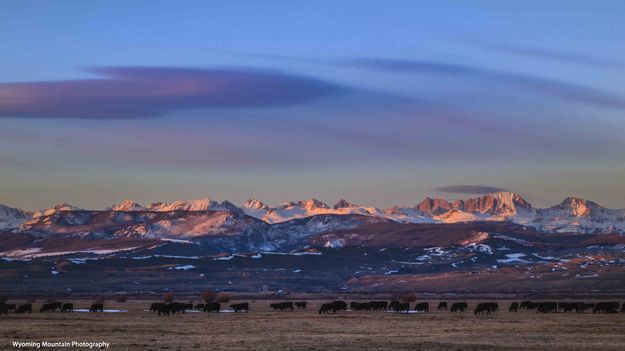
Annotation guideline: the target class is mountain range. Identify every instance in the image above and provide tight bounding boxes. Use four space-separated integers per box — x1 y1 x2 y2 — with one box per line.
2 192 625 294
3 192 623 236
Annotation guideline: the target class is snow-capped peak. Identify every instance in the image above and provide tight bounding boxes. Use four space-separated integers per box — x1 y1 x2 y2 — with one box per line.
53 203 80 211
148 197 218 212
243 198 269 210
33 203 83 218
0 204 31 230
553 197 600 217
110 200 147 212
299 198 329 211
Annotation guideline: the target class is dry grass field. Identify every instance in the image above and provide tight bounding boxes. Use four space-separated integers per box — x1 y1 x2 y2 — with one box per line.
1 300 624 351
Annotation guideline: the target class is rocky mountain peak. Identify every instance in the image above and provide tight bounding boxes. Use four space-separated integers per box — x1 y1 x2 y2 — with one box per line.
334 199 359 210
243 198 269 210
299 198 330 211
148 197 218 212
416 197 452 214
555 197 601 217
110 200 147 211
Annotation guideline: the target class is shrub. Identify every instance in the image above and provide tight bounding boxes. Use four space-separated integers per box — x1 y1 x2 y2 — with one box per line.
163 292 174 303
216 292 233 303
115 295 128 303
398 293 416 302
202 290 217 303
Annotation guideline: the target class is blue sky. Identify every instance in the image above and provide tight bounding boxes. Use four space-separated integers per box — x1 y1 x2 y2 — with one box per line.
1 0 625 210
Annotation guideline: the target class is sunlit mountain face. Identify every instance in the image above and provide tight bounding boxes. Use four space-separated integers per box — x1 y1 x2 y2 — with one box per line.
2 191 625 238
2 192 625 294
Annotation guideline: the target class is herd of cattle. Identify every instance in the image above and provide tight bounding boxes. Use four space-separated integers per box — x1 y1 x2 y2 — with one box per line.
1 300 624 316
0 302 105 314
148 302 251 316
147 299 625 315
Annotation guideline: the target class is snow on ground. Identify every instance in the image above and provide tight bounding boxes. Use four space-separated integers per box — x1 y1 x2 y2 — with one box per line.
532 253 569 262
73 309 128 313
132 254 200 260
497 253 531 264
2 247 142 259
262 251 322 256
215 255 234 261
0 248 42 258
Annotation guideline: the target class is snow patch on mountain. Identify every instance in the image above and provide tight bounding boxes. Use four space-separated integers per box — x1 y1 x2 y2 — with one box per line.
109 200 147 212
149 197 219 212
0 204 31 230
32 203 83 219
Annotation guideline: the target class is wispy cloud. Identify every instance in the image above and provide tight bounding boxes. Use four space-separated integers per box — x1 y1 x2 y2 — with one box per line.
346 57 625 109
0 67 346 119
436 185 510 195
476 43 625 69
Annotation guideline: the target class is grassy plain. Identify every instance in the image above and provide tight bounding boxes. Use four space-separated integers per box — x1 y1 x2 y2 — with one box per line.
1 300 624 351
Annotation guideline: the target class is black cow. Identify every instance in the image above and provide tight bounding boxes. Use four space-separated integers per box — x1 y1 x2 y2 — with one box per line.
318 301 347 314
475 302 497 315
16 303 32 314
333 301 347 312
194 303 205 310
437 302 448 310
536 302 557 313
61 303 74 313
230 303 249 313
559 302 584 313
519 301 539 310
369 301 388 311
270 302 294 311
450 302 467 312
4 304 16 313
168 302 183 314
150 303 170 316
40 302 62 313
350 302 370 311
621 303 625 313
204 302 220 313
509 302 519 312
491 303 499 313
414 302 429 313
0 304 8 315
295 302 307 310
393 302 410 313
319 303 335 314
181 303 193 313
593 302 619 314
89 303 104 312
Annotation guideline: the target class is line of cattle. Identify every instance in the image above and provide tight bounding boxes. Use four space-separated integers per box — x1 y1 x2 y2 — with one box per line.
145 300 625 315
0 302 104 314
2 300 623 316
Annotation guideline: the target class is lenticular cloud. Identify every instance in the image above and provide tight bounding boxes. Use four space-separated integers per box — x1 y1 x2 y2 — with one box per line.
0 67 345 119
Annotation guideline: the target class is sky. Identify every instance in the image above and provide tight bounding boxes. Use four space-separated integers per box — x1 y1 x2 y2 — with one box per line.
1 0 625 211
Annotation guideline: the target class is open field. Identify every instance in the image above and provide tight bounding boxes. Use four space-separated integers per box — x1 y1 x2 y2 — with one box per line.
1 300 625 350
